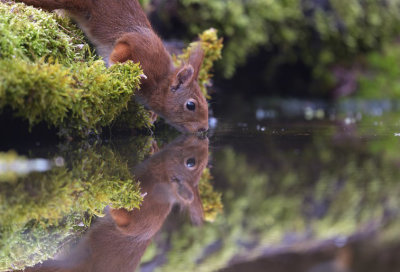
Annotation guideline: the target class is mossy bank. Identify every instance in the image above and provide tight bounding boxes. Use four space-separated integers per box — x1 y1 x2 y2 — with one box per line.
0 1 222 138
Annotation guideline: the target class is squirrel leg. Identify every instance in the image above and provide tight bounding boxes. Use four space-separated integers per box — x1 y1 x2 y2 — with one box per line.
148 110 158 124
148 140 159 155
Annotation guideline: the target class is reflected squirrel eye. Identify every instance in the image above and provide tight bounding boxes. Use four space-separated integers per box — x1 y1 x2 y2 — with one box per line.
186 158 196 168
186 101 196 111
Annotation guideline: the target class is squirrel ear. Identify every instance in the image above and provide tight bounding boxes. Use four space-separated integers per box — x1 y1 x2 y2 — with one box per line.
188 187 204 225
172 178 194 204
189 44 205 80
177 182 194 203
171 65 194 91
109 208 131 229
110 42 131 65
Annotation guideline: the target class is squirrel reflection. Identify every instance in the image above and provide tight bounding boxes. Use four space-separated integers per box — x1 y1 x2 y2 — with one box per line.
25 135 209 272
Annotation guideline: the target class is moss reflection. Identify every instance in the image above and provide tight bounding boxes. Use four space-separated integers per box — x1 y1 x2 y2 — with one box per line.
0 138 153 270
1 135 220 271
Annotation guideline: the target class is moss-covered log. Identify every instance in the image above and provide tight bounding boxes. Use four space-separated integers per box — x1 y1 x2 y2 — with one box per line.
0 1 223 137
0 1 150 137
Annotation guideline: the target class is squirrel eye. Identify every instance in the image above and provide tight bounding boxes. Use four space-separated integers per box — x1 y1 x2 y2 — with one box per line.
186 158 196 168
186 101 196 111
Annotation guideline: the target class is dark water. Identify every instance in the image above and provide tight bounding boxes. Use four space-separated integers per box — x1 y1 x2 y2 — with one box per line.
1 98 400 272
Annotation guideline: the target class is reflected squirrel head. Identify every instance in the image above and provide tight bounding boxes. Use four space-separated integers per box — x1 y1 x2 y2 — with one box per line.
109 135 209 235
162 135 209 211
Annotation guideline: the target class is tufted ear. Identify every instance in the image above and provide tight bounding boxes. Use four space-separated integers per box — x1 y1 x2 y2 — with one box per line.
188 187 204 225
172 177 195 204
171 65 194 92
188 44 205 80
110 42 131 65
177 182 194 203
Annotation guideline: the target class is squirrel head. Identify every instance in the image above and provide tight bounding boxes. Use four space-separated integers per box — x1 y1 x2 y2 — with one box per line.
163 46 208 133
110 34 209 133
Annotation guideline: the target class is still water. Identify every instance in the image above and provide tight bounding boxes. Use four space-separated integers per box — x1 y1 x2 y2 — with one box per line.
1 98 400 271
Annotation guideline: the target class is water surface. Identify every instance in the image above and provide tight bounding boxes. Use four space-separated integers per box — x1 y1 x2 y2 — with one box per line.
1 98 400 272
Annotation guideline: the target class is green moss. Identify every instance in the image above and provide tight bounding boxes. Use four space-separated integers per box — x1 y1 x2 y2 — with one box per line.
1 219 75 272
0 58 146 136
0 1 89 64
0 1 149 137
199 168 223 222
112 99 153 132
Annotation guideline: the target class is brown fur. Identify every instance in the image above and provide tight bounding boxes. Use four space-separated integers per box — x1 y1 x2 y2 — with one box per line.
23 135 208 272
19 0 209 133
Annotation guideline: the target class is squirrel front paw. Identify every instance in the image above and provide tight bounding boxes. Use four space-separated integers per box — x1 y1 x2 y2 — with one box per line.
148 110 158 124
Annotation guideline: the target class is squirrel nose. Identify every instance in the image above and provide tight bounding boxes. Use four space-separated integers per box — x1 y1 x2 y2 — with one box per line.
198 128 207 133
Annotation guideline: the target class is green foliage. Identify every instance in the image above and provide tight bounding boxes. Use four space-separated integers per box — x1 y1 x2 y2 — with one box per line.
175 0 302 78
0 142 148 270
155 0 400 91
357 45 400 98
0 1 149 137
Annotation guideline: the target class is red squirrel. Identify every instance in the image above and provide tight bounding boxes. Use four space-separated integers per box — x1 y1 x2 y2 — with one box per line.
18 0 209 133
23 135 208 272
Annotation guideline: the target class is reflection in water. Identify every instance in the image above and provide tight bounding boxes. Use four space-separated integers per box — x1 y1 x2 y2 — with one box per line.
220 235 400 272
4 98 400 272
0 151 53 181
1 141 147 271
23 135 209 272
136 98 400 272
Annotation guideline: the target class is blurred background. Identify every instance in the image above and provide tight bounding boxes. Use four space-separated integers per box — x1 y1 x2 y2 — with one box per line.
140 0 400 99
